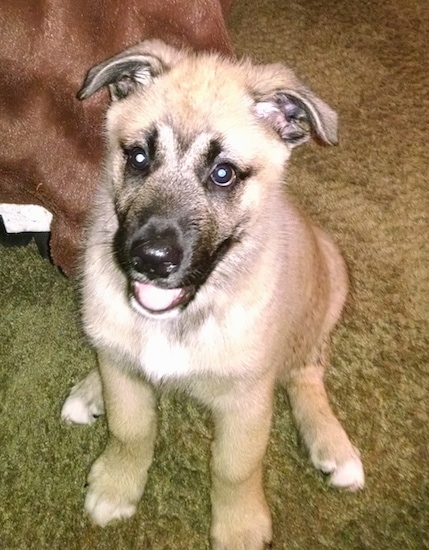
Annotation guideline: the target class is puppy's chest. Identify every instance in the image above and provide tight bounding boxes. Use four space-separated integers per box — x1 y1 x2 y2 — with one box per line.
138 310 256 383
140 331 193 382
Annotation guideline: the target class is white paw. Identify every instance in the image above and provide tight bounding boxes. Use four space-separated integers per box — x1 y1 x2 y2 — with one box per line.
61 372 104 425
61 393 103 425
316 454 365 491
85 490 137 527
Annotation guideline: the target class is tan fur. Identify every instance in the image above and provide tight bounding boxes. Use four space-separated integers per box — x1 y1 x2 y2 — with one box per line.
62 41 364 549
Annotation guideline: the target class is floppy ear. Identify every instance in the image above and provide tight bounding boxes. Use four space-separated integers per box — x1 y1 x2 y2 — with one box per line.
77 40 183 101
252 65 338 147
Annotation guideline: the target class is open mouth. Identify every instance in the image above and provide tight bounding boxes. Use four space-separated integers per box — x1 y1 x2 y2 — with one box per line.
131 281 194 315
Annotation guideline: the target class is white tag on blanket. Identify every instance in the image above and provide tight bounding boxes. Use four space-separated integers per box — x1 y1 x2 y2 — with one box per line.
0 204 53 233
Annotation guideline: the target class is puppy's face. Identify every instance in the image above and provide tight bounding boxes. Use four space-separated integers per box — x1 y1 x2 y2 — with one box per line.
79 41 338 318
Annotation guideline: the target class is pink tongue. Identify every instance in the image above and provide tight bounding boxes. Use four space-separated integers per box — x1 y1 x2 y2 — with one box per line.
133 282 184 312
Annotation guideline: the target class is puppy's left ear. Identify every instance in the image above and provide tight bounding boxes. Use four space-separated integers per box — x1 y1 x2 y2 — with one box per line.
252 64 338 147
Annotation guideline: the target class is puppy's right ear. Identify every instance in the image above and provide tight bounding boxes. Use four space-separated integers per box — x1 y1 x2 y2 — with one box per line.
77 40 183 101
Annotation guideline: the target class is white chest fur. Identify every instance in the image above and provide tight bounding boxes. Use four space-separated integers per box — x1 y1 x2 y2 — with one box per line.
140 330 192 382
137 302 267 384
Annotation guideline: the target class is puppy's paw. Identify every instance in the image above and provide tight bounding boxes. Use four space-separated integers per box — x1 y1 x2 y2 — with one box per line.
61 371 104 425
84 452 146 527
212 520 272 550
311 444 365 491
85 488 137 527
61 394 103 425
211 501 272 550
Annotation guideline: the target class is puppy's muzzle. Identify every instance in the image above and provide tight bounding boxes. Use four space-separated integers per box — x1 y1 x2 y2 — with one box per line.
125 223 195 316
130 229 183 280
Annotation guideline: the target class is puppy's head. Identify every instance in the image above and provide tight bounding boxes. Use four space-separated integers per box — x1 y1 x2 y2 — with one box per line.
79 40 337 318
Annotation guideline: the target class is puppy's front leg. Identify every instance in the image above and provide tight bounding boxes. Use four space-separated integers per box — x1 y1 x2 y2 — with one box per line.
210 378 274 550
85 351 157 527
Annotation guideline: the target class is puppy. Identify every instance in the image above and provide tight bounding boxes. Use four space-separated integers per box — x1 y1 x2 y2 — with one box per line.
62 40 364 549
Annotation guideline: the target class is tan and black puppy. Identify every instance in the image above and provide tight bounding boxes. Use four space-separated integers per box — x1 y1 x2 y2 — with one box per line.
62 40 364 550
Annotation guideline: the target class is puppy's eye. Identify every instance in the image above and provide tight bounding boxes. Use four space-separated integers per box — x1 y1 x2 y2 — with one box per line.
127 147 149 172
210 163 236 187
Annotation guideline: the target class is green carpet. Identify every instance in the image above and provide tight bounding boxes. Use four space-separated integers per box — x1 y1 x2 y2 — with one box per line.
1 0 428 548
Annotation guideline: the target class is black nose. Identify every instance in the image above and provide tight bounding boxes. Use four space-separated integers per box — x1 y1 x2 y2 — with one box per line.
130 230 183 279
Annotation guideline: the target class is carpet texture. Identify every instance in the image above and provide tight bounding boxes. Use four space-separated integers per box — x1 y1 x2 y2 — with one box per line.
1 0 428 548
